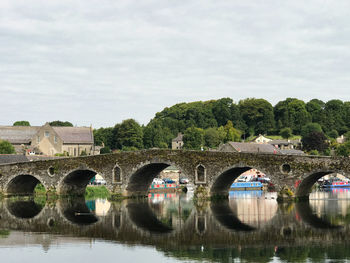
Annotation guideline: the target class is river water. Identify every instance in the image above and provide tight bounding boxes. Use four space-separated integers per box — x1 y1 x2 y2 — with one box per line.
1 189 350 263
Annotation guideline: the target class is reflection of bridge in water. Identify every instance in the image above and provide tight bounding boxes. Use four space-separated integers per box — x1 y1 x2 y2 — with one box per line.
1 197 350 249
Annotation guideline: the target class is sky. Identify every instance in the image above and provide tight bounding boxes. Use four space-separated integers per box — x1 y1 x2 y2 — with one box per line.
1 0 350 128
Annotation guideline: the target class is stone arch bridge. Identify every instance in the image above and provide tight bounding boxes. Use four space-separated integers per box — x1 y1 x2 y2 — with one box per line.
0 149 349 200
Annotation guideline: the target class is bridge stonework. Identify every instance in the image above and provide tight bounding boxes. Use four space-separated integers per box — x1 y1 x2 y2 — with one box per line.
0 149 349 200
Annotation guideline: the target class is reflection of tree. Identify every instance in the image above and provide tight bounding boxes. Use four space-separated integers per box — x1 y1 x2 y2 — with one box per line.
0 229 10 238
326 244 350 260
308 247 326 263
276 247 309 263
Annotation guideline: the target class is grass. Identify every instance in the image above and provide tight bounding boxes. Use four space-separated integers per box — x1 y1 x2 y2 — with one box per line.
85 186 111 199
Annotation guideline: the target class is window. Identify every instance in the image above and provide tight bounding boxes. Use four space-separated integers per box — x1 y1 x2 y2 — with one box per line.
37 136 40 143
54 136 57 143
45 131 50 137
113 165 122 183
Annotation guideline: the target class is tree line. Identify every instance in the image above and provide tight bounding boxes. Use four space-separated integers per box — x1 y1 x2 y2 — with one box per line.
93 98 350 156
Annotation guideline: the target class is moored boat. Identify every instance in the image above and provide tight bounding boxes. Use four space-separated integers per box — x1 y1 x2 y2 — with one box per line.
230 181 263 191
320 178 350 188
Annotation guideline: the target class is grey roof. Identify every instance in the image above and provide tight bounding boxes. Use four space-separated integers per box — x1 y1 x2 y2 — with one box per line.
53 127 93 144
0 154 28 164
226 142 279 154
279 149 305 155
0 126 40 144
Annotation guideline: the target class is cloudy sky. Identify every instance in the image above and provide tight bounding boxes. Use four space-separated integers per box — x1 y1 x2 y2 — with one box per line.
1 0 350 128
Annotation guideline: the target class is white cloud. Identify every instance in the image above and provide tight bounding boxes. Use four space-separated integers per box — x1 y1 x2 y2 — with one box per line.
1 0 350 127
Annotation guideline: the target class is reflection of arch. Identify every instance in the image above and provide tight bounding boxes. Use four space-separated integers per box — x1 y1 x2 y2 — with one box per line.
195 214 207 235
113 164 122 184
59 197 99 225
6 174 44 195
210 200 256 232
296 201 343 229
6 199 44 219
296 171 335 198
211 167 251 196
127 201 173 233
127 162 170 195
59 169 97 196
195 164 206 184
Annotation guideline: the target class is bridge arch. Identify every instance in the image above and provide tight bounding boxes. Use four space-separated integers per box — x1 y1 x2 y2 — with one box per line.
126 160 187 196
5 174 46 196
295 171 336 198
58 168 103 196
210 165 273 197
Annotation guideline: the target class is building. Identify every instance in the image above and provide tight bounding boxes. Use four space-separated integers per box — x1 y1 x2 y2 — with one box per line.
251 134 272 144
218 142 279 154
172 133 184 150
269 139 302 150
0 123 97 156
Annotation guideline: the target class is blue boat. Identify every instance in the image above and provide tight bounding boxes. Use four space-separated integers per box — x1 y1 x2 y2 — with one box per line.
230 181 263 190
320 178 350 188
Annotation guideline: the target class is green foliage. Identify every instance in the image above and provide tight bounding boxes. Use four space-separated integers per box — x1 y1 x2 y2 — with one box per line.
100 146 111 154
274 98 311 134
49 120 73 127
114 119 143 150
0 140 15 154
302 131 329 152
280 127 293 139
183 127 204 150
336 141 350 157
34 183 46 195
309 150 319 156
13 121 30 126
327 129 339 139
204 128 221 148
301 123 323 138
238 98 275 135
85 186 110 199
93 127 114 148
80 150 87 156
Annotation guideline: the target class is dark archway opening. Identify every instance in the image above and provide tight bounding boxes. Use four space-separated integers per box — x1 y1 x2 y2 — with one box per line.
296 201 343 229
127 163 170 196
211 200 256 232
59 197 99 225
61 169 97 196
6 199 44 219
6 175 42 196
127 200 173 233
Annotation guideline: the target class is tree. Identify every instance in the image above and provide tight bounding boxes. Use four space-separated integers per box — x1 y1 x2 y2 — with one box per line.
301 123 323 138
204 128 221 148
280 127 292 139
274 98 311 134
306 99 325 124
220 120 241 142
114 119 143 150
327 129 339 139
100 146 111 154
238 98 275 135
336 141 350 157
183 127 204 150
49 120 73 127
13 121 30 126
0 140 15 154
93 127 114 149
322 100 347 134
302 131 329 153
